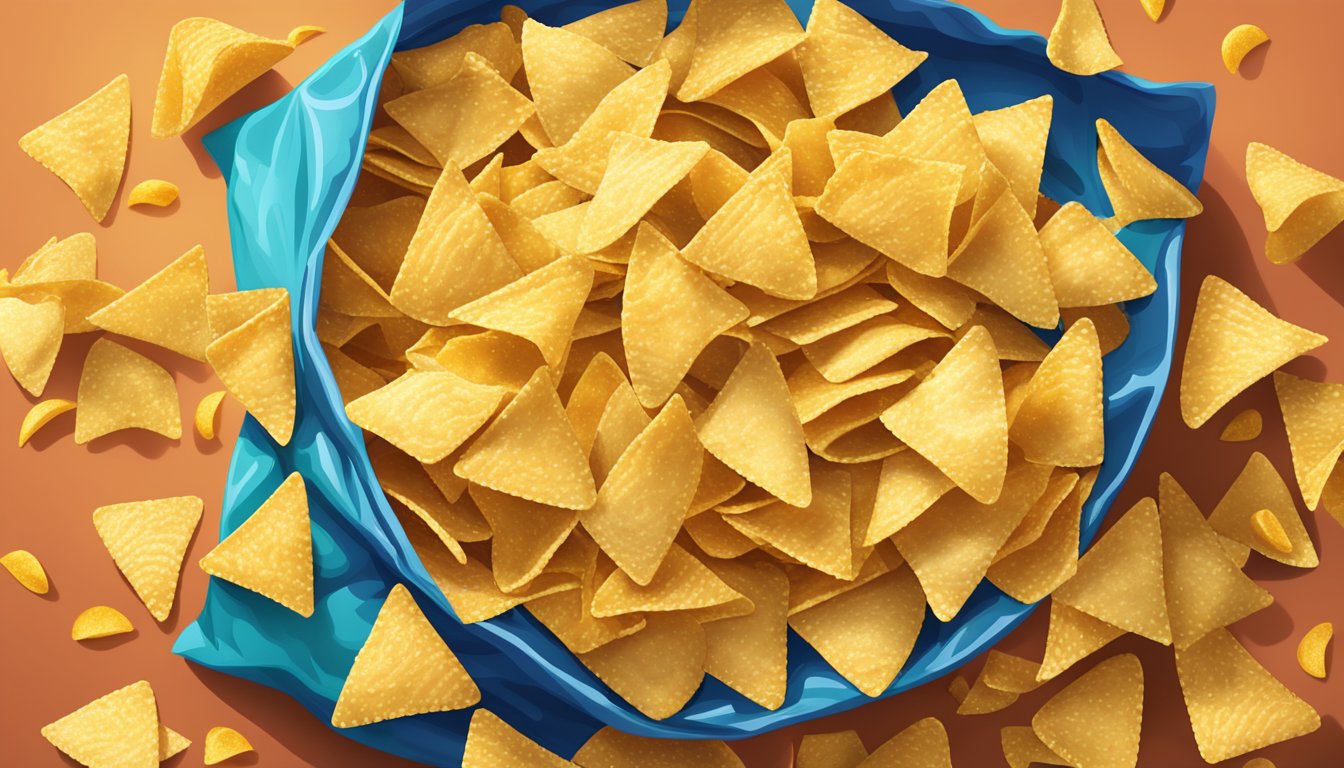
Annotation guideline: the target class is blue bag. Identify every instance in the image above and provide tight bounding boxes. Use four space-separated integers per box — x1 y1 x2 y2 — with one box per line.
175 1 1214 765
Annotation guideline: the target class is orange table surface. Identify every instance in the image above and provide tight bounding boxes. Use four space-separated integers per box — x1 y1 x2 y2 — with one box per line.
1 1 1341 766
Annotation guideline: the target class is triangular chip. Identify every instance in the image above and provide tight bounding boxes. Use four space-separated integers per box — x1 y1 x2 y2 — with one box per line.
449 256 593 368
1208 452 1318 568
19 74 130 221
565 353 631 454
867 450 956 544
862 717 951 768
797 731 867 768
796 0 926 118
878 79 987 204
455 367 597 509
522 19 635 144
584 396 703 585
389 21 520 91
159 724 191 761
580 134 708 252
677 0 806 102
1032 654 1143 768
331 584 480 727
74 338 182 444
41 680 158 768
986 475 1083 603
199 472 314 616
205 289 296 445
88 245 212 360
473 485 577 592
1046 0 1122 75
151 18 320 137
973 96 1053 217
1096 118 1203 228
463 709 575 767
949 192 1060 329
1038 600 1126 682
390 166 521 324
1219 408 1262 442
701 559 789 710
12 232 97 284
346 371 506 463
578 613 706 720
1159 473 1272 649
1009 317 1104 466
0 296 63 396
1000 726 1067 768
789 566 925 697
591 544 742 617
1039 202 1157 307
93 496 202 622
564 0 667 66
884 261 976 331
727 464 853 578
880 326 1008 504
1274 371 1344 510
1246 142 1344 264
697 343 813 507
1175 628 1320 763
1053 496 1171 644
623 224 748 407
332 196 424 290
1179 276 1325 428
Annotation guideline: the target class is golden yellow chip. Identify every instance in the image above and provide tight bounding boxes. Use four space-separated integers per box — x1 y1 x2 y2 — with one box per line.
996 470 1078 563
1246 142 1344 264
1000 726 1067 768
796 730 867 768
41 680 159 768
949 192 1060 329
579 729 745 768
728 463 855 577
390 166 521 324
1274 371 1344 510
696 559 788 710
1180 277 1325 429
677 0 806 102
1207 452 1316 567
1159 473 1273 649
1140 0 1166 22
461 709 573 767
1 549 49 594
578 613 706 720
1052 496 1171 644
1038 600 1126 682
563 0 667 66
159 723 192 761
697 343 813 507
471 485 576 592
800 310 947 385
368 124 439 168
796 0 925 119
320 242 402 319
867 450 956 545
71 605 134 641
205 288 296 445
18 398 76 448
957 307 1049 363
450 257 592 368
523 19 635 144
1039 202 1157 307
1047 0 1123 75
203 726 254 765
818 153 962 277
1175 628 1320 762
332 196 424 290
1297 621 1331 679
775 119 835 198
973 96 1053 217
127 179 179 208
391 22 520 92
1248 509 1293 554
1096 118 1204 228
564 352 629 453
93 495 202 622
89 244 211 360
1219 408 1262 442
579 134 708 252
881 326 1008 504
986 474 1084 603
19 74 129 221
861 717 951 767
955 677 1018 716
700 66 809 149
789 567 925 696
591 544 741 617
1033 654 1143 768
0 296 63 396
1009 317 1104 466
884 261 976 331
152 18 320 138
1221 23 1270 75
12 232 97 284
74 338 182 444
194 389 227 441
199 472 314 617
456 367 597 509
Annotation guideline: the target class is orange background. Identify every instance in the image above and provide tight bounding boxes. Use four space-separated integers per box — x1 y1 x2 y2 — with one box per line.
1 1 1341 765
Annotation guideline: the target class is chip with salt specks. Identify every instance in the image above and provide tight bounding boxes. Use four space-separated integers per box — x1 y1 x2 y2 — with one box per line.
697 342 813 507
884 260 977 331
372 444 486 559
449 255 593 368
1096 118 1203 229
1175 628 1320 763
1220 23 1270 75
332 196 425 291
1274 371 1344 510
322 241 400 318
12 232 97 284
455 367 597 510
199 472 314 617
331 583 480 727
596 388 700 541
779 118 838 197
523 19 635 144
390 166 521 324
1297 621 1332 679
41 680 159 768
575 727 745 768
867 449 956 545
701 61 810 148
579 134 708 252
1009 317 1104 467
955 675 1019 716
1032 654 1144 768
127 179 179 208
1064 304 1130 357
18 398 76 448
834 91 902 135
728 463 854 578
564 352 629 453
472 485 577 592
205 288 296 445
861 716 952 768
1245 142 1344 264
818 152 962 278
1208 452 1318 568
796 0 926 119
796 730 867 768
1159 473 1273 649
390 21 521 92
462 709 574 768
578 613 706 720
151 18 321 138
88 245 212 361
956 306 1050 363
591 544 742 617
1000 726 1067 768
676 0 806 102
0 296 63 397
93 496 202 622
203 726 254 765
973 95 1053 218
623 224 748 407
1039 202 1157 307
159 724 192 761
986 473 1085 603
700 558 789 710
525 579 646 655
1038 600 1126 682
1179 276 1325 429
19 74 129 221
881 326 1008 505
1219 408 1263 442
564 0 667 67
1046 0 1122 75
74 338 182 444
948 192 1060 329
71 605 135 641
1 549 49 594
433 330 548 392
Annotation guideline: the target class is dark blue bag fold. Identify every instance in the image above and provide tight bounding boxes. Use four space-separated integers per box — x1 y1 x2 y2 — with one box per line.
175 2 1214 764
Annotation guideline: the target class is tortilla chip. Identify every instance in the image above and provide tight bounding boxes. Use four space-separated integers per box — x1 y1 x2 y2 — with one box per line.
347 371 505 463
523 19 635 144
1274 371 1344 510
796 731 867 768
578 613 706 720
390 22 521 92
1246 142 1344 264
462 709 573 767
986 475 1084 603
93 495 202 622
579 134 708 252
205 288 296 445
1032 654 1143 768
1096 118 1203 228
74 338 182 444
564 0 667 66
89 245 211 360
1208 452 1318 568
450 256 593 368
1039 600 1126 682
1047 0 1122 75
591 544 741 617
19 74 130 221
0 296 63 396
41 681 158 768
973 96 1052 217
1009 317 1104 466
884 261 976 331
796 0 925 118
1000 726 1067 768
677 0 806 102
1039 202 1157 307
949 192 1060 329
862 717 951 768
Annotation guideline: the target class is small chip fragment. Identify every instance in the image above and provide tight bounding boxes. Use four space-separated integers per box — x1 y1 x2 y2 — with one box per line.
1208 452 1316 566
127 180 179 208
41 680 158 768
1219 409 1262 442
1296 622 1332 679
203 726 254 765
462 709 574 767
1047 0 1123 76
1 549 49 594
195 390 227 440
18 398 76 447
1221 24 1270 75
71 606 135 641
19 74 130 221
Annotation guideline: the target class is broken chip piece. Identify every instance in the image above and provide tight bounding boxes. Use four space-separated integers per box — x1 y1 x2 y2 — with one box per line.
1221 24 1270 75
127 179 180 208
71 606 135 641
1296 622 1332 679
203 726 254 766
1 549 50 594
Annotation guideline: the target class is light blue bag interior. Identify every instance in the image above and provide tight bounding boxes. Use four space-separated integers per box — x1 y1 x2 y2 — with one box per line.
174 1 1215 764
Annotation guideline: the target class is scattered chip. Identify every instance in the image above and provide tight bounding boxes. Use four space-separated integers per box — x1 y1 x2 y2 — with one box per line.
1245 142 1344 264
1096 118 1203 228
93 495 202 622
1179 276 1325 429
89 245 211 361
462 709 574 767
0 296 64 396
1039 202 1157 307
127 179 179 208
1039 600 1126 682
199 472 314 617
1033 654 1144 768
1208 452 1317 567
1221 24 1270 75
203 726 254 766
18 398 76 447
1 549 49 594
861 717 952 768
159 724 192 761
1219 408 1262 442
19 74 130 221
1000 725 1067 768
194 390 227 441
1274 371 1344 510
71 605 135 641
1296 621 1332 679
75 338 182 444
41 680 158 768
1047 0 1122 75
795 730 867 768
205 288 296 444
